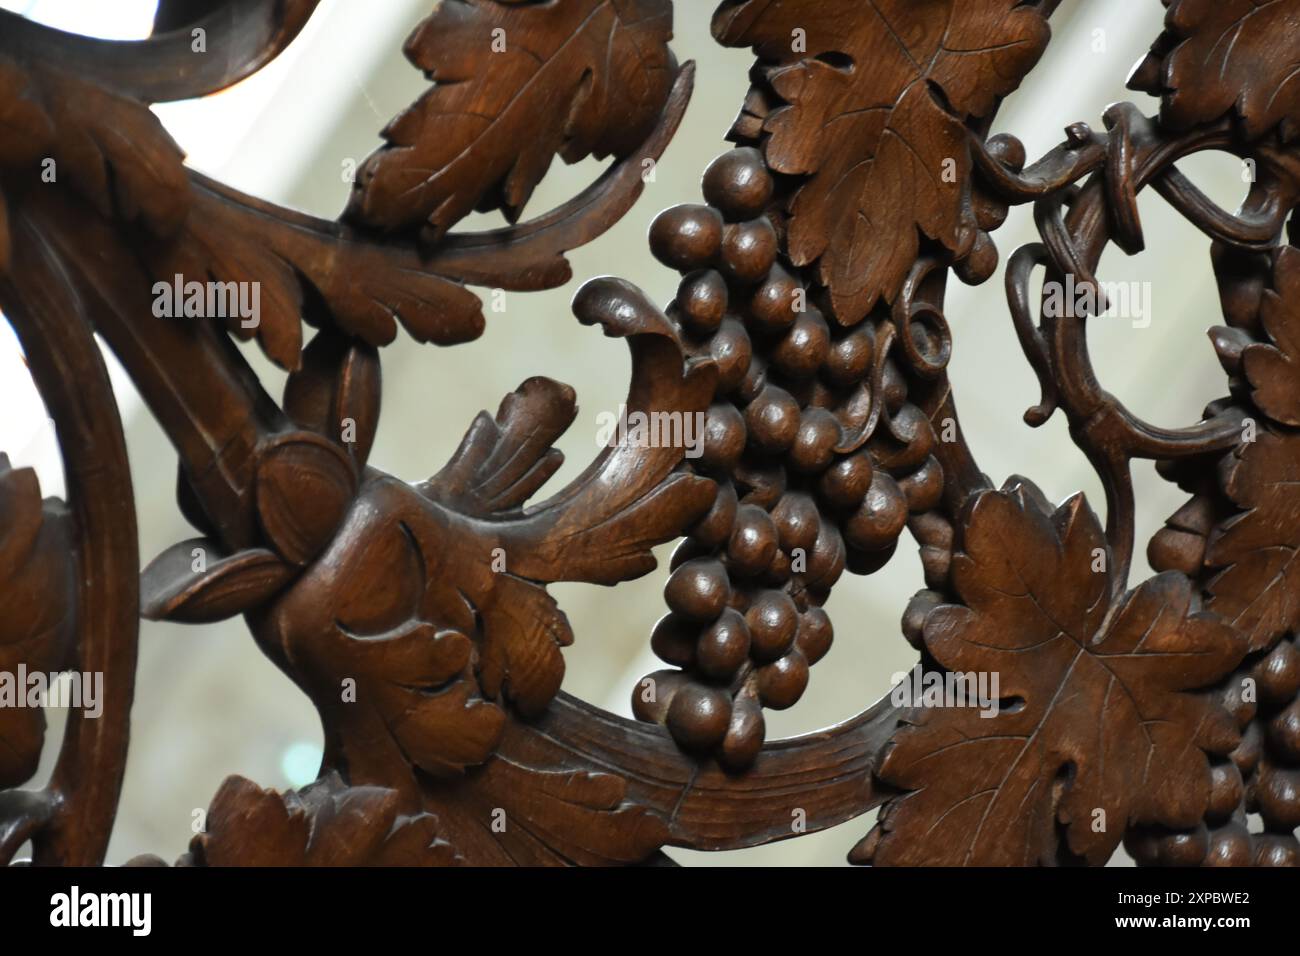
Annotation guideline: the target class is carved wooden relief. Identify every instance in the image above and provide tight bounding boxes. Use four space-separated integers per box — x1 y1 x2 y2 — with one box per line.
1 0 1298 868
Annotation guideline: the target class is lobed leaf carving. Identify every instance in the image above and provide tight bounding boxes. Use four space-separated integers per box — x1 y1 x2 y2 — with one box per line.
863 481 1245 866
1207 430 1300 652
1242 246 1300 426
1130 0 1300 141
1202 248 1300 652
346 0 678 242
712 0 1049 324
183 773 457 866
0 55 189 248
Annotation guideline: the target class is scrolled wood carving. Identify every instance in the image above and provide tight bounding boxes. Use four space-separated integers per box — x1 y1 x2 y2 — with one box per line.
0 0 1298 867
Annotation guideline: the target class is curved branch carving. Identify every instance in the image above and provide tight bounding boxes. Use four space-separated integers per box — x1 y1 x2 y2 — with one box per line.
0 210 139 866
0 0 321 103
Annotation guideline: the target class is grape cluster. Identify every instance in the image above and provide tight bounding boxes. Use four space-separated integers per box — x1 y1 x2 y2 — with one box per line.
632 147 944 770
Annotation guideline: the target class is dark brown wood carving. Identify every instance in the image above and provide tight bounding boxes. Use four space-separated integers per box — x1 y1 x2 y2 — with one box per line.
1 0 1298 867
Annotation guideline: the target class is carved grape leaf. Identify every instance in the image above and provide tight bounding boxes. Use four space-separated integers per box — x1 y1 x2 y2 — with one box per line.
0 58 189 237
184 773 459 865
152 183 487 370
186 763 666 866
346 0 677 242
0 457 75 789
1 59 484 371
712 0 1049 324
429 755 671 865
1205 248 1300 651
1242 246 1300 426
148 209 306 370
863 482 1244 866
0 56 188 286
35 66 191 235
1207 428 1300 652
1129 0 1300 140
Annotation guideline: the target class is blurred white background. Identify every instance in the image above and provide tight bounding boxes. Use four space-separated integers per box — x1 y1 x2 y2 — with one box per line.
1 0 1248 865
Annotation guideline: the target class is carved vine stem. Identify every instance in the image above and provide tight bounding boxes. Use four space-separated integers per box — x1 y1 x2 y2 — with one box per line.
0 214 138 866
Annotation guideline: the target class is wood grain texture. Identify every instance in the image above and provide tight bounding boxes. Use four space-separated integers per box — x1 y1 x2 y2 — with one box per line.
2 0 1299 867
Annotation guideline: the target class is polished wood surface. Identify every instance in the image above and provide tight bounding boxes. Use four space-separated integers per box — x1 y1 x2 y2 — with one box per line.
1 0 1298 866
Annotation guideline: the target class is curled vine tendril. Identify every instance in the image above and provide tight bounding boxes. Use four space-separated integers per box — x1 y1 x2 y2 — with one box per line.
984 109 1295 585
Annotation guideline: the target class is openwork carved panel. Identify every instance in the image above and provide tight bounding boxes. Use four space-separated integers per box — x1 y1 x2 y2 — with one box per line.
1 0 1298 870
